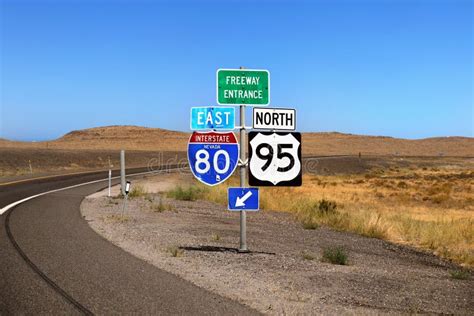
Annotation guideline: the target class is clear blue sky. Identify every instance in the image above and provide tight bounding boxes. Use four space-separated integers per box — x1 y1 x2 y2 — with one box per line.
1 0 472 141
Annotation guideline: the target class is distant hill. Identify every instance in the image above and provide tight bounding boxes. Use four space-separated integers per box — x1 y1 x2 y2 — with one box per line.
0 126 188 152
302 132 474 157
0 125 472 157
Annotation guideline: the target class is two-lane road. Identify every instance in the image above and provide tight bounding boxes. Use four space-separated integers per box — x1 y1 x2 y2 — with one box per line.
0 168 256 315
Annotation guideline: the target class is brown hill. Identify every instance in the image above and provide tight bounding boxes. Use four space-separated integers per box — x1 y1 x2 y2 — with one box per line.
0 126 188 152
302 132 474 157
0 125 472 157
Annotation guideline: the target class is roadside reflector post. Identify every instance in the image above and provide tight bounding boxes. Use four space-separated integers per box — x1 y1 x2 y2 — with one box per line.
120 150 126 196
122 181 131 217
108 169 112 197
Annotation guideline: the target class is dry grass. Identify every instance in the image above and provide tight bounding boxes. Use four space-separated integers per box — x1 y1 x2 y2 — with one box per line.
197 166 474 267
166 245 184 257
152 199 174 212
211 233 221 241
167 185 208 201
128 185 147 198
301 251 315 260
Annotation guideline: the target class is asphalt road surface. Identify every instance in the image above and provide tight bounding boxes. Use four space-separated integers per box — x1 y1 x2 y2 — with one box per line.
0 167 257 315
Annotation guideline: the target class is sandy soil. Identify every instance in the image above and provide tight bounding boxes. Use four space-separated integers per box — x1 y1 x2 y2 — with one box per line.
81 172 473 315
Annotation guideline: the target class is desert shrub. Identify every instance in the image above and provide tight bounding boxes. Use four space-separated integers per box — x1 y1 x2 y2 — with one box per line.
375 191 384 198
152 199 173 212
302 221 319 230
397 181 408 189
431 193 450 204
128 185 147 198
321 246 347 265
167 185 207 201
301 251 315 260
318 199 338 214
450 270 470 280
310 176 321 184
427 183 452 196
167 246 183 257
296 199 350 231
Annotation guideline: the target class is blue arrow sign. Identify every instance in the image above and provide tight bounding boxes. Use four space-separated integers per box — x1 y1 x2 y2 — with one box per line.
190 107 235 130
228 187 259 211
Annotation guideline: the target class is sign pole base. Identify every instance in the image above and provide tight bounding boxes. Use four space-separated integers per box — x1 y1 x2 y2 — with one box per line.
239 210 248 252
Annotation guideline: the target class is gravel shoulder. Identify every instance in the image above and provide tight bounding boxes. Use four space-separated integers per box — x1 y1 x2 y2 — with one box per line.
81 172 473 315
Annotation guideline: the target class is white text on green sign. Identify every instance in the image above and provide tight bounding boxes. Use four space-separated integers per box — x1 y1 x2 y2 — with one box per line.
217 69 270 105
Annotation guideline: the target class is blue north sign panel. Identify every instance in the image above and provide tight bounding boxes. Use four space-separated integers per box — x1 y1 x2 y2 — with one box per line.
188 131 239 186
228 187 259 211
190 107 235 130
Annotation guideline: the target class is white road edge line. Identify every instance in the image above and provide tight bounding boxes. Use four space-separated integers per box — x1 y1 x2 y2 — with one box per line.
0 169 179 216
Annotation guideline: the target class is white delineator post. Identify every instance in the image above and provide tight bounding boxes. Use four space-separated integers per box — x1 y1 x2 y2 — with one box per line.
239 103 248 252
108 169 112 197
120 150 126 196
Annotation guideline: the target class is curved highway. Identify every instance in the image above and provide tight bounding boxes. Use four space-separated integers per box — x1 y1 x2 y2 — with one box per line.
0 167 256 315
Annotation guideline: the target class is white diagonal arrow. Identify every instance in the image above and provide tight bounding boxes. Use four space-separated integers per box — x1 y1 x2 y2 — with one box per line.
235 190 253 207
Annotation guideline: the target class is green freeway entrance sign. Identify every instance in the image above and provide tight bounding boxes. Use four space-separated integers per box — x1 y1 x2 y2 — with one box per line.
217 69 270 105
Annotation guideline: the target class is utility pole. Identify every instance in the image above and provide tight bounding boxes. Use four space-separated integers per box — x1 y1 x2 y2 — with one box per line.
239 66 248 252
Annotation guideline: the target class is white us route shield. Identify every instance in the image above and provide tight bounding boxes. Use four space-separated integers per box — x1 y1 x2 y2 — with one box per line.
248 132 302 186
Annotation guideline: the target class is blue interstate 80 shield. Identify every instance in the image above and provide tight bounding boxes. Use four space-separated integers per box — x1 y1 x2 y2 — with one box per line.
188 131 239 186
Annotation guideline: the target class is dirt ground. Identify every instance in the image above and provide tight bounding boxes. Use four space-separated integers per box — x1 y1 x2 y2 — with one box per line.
81 172 473 315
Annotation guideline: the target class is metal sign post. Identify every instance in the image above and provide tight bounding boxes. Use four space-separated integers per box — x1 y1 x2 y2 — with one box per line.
239 103 248 252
